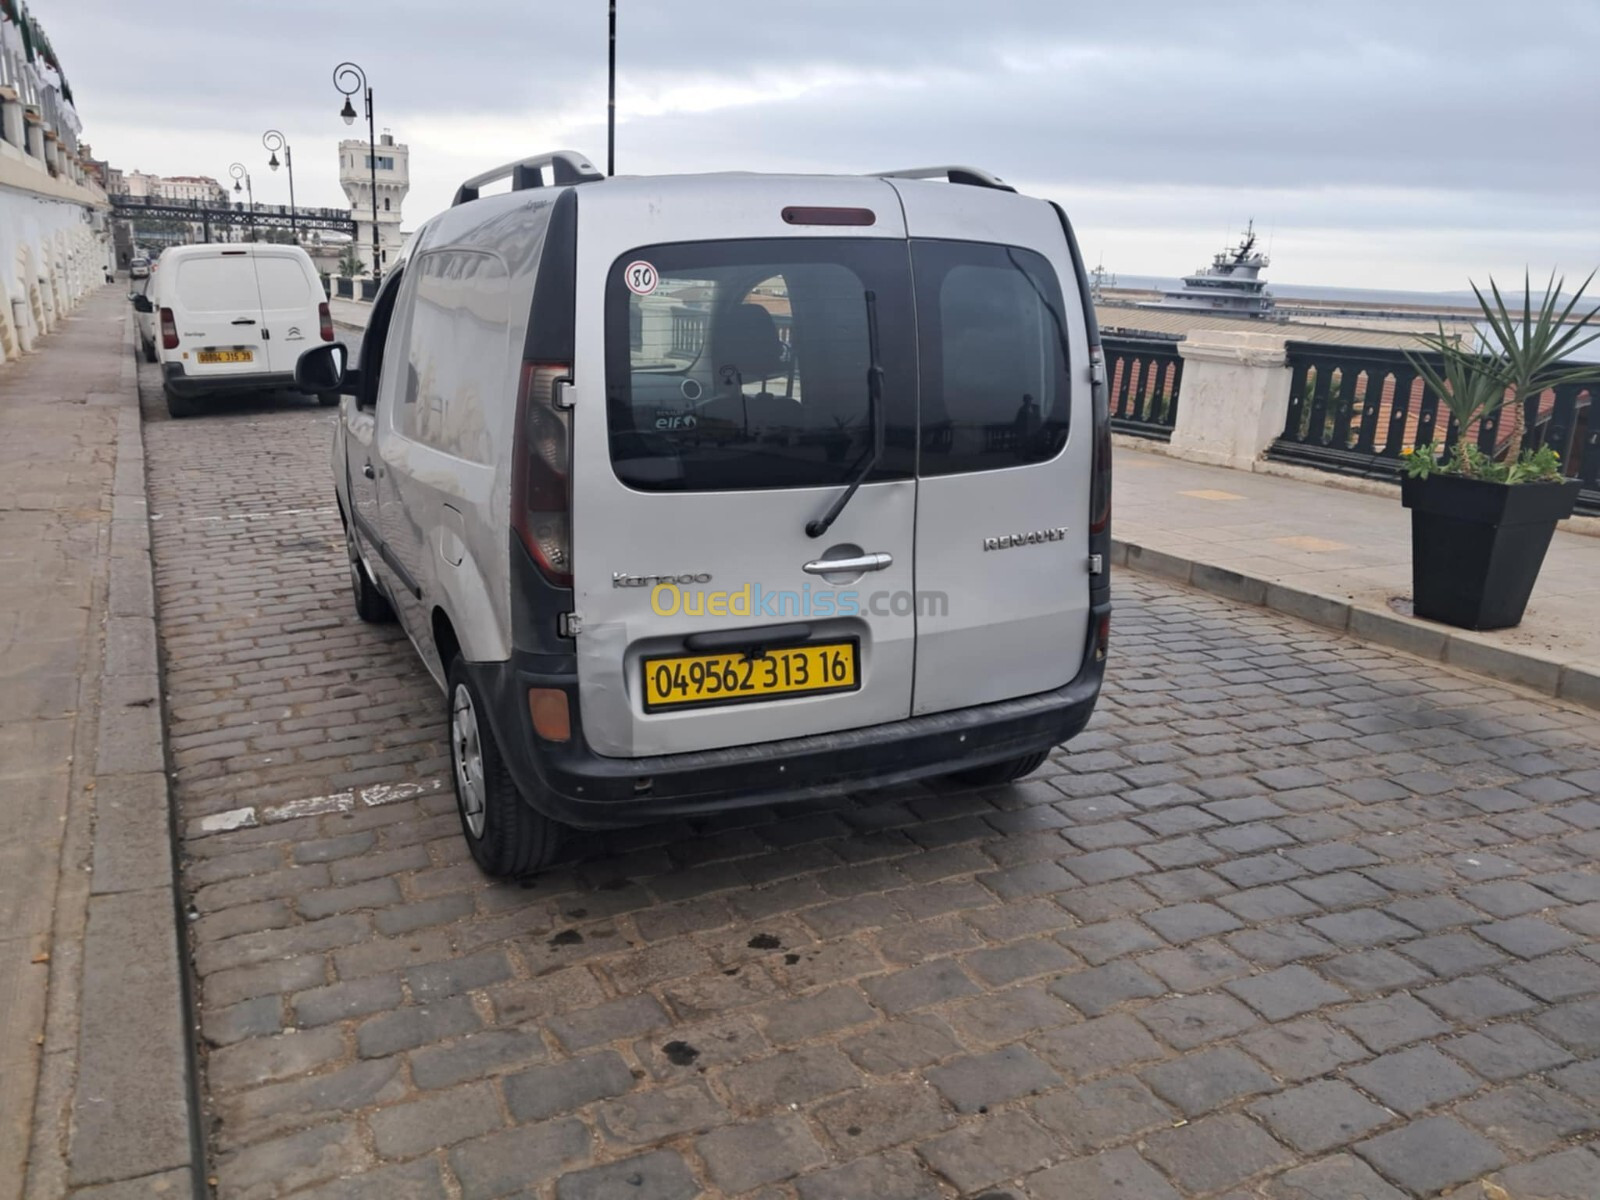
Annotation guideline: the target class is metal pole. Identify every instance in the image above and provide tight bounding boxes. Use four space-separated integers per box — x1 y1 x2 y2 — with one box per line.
286 144 297 243
367 87 380 284
247 175 256 241
607 0 616 176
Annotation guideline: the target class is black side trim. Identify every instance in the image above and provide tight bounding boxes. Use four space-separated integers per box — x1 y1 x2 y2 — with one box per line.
1051 201 1101 347
350 507 421 599
522 186 578 363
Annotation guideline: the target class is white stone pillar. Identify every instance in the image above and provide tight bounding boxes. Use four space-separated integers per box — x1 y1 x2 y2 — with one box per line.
0 89 23 149
1168 330 1293 470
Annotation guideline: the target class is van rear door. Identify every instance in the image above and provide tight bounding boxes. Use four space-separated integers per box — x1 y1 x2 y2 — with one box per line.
170 250 266 380
891 184 1094 715
567 179 919 758
252 250 321 375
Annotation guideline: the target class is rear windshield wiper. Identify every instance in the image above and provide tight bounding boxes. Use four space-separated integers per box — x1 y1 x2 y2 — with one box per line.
806 289 884 539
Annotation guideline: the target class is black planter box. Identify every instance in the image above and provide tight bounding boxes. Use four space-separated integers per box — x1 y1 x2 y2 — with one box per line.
1401 474 1581 630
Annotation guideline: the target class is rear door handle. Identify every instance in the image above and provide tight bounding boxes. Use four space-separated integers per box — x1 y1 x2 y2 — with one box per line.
362 462 375 479
230 317 256 325
802 552 892 574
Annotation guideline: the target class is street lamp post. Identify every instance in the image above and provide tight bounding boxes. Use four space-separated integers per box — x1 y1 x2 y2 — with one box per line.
333 61 381 285
607 0 616 177
229 162 255 242
263 129 296 243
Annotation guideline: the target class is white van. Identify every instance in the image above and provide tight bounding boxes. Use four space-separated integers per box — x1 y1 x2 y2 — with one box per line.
150 243 336 418
297 153 1112 878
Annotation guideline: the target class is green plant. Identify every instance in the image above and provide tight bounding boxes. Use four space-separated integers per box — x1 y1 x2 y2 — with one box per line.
337 244 364 277
1405 270 1599 481
1404 441 1563 484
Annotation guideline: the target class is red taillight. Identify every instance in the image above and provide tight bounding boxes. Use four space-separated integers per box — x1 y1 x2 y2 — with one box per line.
1096 613 1110 660
159 307 178 350
511 361 573 587
1089 345 1111 535
318 301 334 342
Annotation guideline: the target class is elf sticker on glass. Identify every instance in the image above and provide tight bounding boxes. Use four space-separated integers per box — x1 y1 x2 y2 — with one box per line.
624 261 658 295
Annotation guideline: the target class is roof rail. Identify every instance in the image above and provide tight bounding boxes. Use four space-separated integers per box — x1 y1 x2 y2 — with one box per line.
452 151 604 207
872 166 1016 193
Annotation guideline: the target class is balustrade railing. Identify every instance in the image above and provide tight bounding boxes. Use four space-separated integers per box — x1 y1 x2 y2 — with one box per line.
1267 341 1599 514
1104 335 1183 440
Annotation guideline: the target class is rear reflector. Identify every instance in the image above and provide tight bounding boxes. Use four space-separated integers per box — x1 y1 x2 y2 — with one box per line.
1095 613 1110 660
528 688 571 742
781 206 876 226
159 307 178 350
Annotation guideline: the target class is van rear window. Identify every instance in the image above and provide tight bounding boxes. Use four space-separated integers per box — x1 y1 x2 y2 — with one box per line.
175 257 259 313
604 238 1071 490
604 239 917 492
912 241 1071 476
254 257 313 309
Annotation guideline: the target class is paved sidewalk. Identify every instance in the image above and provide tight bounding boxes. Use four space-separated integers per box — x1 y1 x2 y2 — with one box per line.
0 291 118 1195
0 287 196 1199
1114 443 1600 704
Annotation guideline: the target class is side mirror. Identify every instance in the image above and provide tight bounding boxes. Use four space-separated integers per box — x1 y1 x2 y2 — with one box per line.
295 342 354 393
129 293 153 313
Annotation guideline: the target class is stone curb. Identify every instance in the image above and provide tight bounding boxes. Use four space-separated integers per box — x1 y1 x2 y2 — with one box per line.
65 322 204 1196
1112 537 1600 713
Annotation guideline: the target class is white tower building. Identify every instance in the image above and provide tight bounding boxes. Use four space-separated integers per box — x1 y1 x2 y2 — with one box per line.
338 130 409 276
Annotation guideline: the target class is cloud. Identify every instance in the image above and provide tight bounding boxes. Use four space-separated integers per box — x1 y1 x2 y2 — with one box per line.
42 0 1600 289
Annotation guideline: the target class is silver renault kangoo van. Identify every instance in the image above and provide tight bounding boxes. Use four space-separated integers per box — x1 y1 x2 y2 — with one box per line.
297 152 1112 878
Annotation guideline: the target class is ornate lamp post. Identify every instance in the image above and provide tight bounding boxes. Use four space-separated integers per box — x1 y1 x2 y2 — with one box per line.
229 162 255 242
333 61 381 284
263 129 296 243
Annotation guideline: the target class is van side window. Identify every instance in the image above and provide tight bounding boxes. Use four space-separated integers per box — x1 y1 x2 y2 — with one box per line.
911 241 1070 475
397 249 509 464
356 268 406 410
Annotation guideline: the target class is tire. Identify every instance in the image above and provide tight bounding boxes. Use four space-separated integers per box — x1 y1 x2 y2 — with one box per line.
947 749 1050 787
344 519 395 623
317 391 341 407
142 338 158 364
448 655 564 879
164 385 196 419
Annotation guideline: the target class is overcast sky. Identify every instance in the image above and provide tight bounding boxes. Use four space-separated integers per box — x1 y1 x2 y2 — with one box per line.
42 0 1600 291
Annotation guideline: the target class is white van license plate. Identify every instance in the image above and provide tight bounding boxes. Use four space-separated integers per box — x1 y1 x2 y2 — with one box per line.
642 641 859 711
197 348 254 364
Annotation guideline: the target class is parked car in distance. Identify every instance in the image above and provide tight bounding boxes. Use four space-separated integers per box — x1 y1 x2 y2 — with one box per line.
129 282 158 362
129 256 150 279
150 243 337 418
298 152 1113 878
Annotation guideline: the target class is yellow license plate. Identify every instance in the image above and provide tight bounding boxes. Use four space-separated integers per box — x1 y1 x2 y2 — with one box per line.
197 348 253 364
642 640 859 711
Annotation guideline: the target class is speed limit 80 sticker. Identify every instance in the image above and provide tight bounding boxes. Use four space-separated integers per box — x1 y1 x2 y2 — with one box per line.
623 261 658 295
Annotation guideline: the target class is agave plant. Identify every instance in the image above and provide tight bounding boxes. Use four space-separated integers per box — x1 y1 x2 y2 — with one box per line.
1405 270 1599 481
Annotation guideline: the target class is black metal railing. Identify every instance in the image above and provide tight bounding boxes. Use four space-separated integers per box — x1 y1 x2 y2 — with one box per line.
336 277 353 299
1104 335 1183 440
1267 341 1600 514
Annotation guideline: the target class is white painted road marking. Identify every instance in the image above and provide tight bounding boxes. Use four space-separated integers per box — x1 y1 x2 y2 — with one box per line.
190 778 445 838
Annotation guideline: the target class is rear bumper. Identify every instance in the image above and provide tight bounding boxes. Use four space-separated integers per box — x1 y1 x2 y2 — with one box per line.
467 603 1109 830
162 363 302 398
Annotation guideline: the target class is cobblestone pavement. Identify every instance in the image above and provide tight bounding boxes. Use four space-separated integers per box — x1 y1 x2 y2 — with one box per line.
140 365 1600 1199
